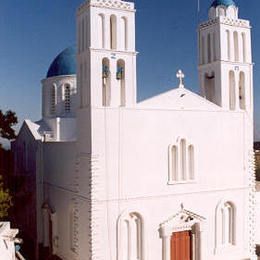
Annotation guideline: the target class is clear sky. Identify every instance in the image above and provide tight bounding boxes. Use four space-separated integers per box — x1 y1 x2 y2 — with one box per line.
0 0 260 142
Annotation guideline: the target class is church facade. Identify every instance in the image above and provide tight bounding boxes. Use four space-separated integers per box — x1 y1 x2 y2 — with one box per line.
12 0 257 260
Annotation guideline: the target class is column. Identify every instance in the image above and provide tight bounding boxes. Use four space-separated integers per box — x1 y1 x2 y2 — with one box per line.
162 235 171 260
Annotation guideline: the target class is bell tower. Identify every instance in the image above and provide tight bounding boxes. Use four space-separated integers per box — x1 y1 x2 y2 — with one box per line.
77 0 137 109
198 0 253 114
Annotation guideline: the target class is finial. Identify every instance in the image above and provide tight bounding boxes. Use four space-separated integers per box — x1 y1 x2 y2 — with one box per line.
176 70 185 88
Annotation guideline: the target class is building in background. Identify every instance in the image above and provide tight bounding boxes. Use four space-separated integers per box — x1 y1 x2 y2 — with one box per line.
12 0 257 259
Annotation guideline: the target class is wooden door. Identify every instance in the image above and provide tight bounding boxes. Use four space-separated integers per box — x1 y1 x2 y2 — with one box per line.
171 231 192 260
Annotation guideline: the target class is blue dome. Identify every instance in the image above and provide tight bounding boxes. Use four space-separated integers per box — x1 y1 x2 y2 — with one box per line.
47 46 76 78
211 0 235 7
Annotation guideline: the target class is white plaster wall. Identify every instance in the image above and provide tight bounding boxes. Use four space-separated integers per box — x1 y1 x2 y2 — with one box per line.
82 106 252 260
256 192 260 245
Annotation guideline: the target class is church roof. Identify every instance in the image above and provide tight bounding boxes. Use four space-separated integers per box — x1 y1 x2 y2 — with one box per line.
137 87 221 111
211 0 235 7
46 46 76 78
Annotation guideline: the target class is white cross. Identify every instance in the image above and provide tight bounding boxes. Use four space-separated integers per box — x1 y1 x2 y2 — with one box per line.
176 69 185 88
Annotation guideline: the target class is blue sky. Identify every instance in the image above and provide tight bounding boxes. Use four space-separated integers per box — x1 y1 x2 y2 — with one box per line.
0 0 260 142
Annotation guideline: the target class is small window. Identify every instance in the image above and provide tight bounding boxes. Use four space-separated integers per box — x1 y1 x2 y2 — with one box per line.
229 70 236 110
117 59 126 106
118 212 144 260
239 71 245 110
102 58 111 107
110 15 117 50
168 139 195 184
215 201 236 252
64 84 71 113
234 31 239 62
50 84 56 115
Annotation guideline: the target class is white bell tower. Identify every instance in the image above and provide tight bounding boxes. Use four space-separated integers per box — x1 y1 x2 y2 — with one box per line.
198 0 253 114
77 0 137 109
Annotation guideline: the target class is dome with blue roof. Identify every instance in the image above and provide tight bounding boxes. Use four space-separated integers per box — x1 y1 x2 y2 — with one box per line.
211 0 235 7
47 46 76 78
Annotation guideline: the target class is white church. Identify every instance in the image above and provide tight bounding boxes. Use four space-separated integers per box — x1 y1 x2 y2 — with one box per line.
12 0 258 259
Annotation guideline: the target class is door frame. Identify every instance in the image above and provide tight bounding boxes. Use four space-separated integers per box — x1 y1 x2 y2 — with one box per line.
159 208 205 260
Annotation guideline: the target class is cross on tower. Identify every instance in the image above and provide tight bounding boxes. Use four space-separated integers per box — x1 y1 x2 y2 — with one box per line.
176 69 185 88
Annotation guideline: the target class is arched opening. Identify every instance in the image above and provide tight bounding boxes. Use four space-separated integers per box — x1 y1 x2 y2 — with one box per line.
215 201 236 251
169 145 178 182
64 84 71 113
102 58 111 107
117 59 126 106
221 203 235 245
204 73 215 103
242 32 246 62
226 30 231 60
180 139 186 181
234 31 239 62
239 72 246 110
110 15 117 50
188 145 194 180
121 17 128 50
229 71 236 110
50 84 56 115
207 33 211 63
98 14 105 49
118 212 144 260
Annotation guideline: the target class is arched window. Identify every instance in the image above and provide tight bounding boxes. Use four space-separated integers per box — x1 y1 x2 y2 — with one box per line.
102 58 111 107
216 201 235 250
226 30 231 60
239 72 246 110
207 34 211 63
229 71 236 110
188 145 194 180
242 33 246 62
121 17 128 50
169 145 178 182
117 59 126 106
110 15 117 50
64 84 71 113
98 14 105 49
168 140 195 184
180 139 186 180
234 31 239 62
118 212 144 260
204 73 215 103
50 84 56 115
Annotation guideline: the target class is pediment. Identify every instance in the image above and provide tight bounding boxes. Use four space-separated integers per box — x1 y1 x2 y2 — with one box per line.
138 87 220 111
159 208 205 237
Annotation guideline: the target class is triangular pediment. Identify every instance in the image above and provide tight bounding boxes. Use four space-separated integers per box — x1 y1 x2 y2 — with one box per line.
159 208 205 236
137 87 221 111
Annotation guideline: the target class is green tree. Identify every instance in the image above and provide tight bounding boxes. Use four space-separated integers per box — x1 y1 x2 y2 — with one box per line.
0 175 12 219
0 110 18 140
0 109 17 218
